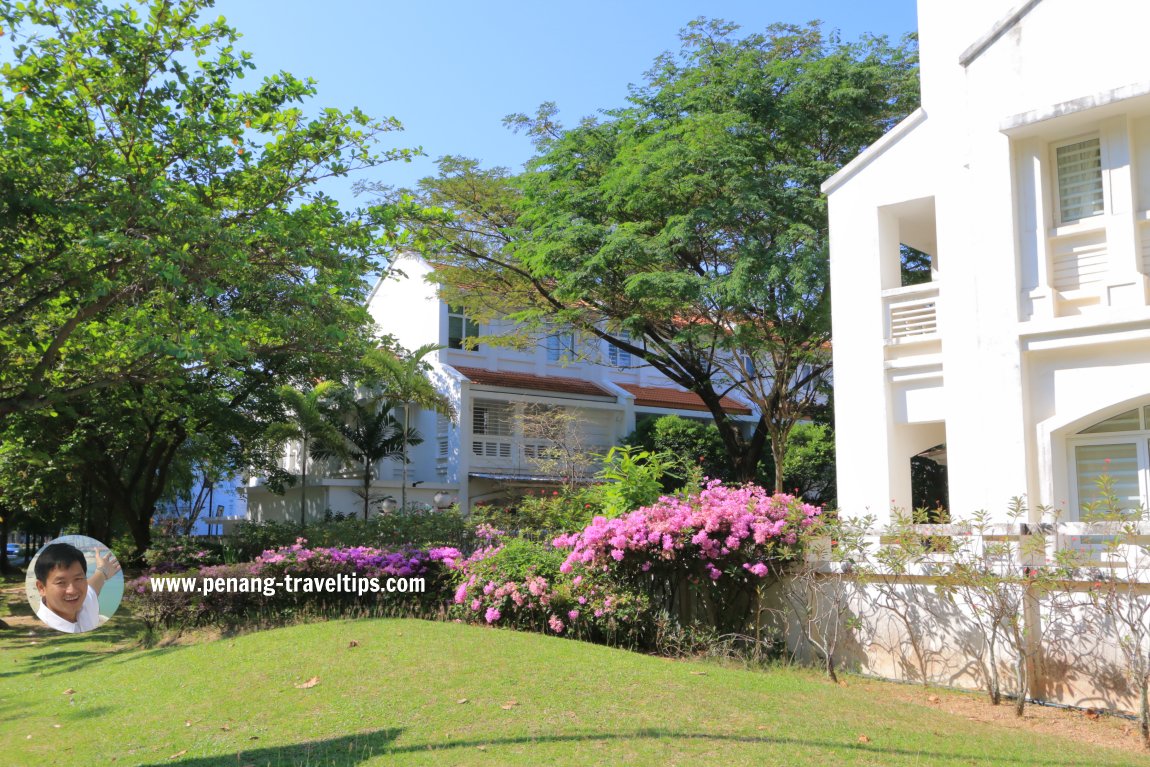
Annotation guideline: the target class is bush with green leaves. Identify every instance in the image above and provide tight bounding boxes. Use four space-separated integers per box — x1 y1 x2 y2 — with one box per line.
229 507 473 561
626 415 731 485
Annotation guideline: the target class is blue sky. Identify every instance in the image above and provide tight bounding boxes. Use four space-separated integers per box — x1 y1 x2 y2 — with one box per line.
211 1 918 206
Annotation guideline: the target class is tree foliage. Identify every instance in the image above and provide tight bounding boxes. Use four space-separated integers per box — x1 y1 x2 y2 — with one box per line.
0 0 411 420
386 19 918 484
0 0 414 549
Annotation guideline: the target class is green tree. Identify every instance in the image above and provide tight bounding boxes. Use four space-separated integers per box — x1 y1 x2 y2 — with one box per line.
0 0 411 421
313 393 418 521
387 19 918 486
266 381 346 528
364 345 455 511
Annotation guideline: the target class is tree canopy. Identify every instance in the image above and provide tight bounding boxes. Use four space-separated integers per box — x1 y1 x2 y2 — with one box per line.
0 0 414 551
0 0 410 420
385 19 919 484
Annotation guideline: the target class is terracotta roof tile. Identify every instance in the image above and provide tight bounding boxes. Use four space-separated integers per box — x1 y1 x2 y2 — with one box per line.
454 366 613 398
618 383 752 416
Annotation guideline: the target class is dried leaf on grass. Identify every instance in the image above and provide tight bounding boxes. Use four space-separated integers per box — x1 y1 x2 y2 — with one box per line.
295 676 320 689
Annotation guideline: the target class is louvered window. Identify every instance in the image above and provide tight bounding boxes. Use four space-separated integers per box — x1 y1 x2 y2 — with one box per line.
1056 137 1104 223
472 402 512 436
607 332 632 367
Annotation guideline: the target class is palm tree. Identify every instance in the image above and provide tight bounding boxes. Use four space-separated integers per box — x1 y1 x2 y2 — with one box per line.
313 394 422 520
364 345 456 510
266 381 344 528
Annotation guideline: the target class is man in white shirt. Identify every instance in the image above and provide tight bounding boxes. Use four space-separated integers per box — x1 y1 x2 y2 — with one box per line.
33 542 120 633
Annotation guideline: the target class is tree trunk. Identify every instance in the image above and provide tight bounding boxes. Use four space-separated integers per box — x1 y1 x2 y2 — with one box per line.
300 435 309 528
1139 674 1149 750
0 510 10 575
362 458 374 521
401 402 409 511
1014 652 1027 717
986 633 1002 705
825 652 838 684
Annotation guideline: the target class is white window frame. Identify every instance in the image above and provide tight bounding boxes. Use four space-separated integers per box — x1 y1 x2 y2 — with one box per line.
546 328 577 363
448 305 480 351
1067 409 1150 519
607 332 633 368
1052 133 1106 226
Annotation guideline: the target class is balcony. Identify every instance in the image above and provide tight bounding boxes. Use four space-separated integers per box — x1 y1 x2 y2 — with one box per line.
471 435 607 477
883 282 939 343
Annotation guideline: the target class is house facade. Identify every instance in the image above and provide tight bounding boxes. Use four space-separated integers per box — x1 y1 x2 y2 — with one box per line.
241 254 754 520
826 0 1150 523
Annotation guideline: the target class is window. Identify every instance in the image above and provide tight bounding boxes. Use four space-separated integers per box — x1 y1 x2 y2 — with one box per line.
448 305 479 350
1055 136 1104 223
607 332 633 367
546 329 576 363
1070 407 1150 517
473 402 512 436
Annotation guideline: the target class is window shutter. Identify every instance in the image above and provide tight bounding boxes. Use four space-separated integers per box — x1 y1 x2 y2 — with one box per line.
1056 138 1104 222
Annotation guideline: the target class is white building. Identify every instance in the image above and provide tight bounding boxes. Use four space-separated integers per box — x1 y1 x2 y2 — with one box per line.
826 0 1150 523
241 254 754 520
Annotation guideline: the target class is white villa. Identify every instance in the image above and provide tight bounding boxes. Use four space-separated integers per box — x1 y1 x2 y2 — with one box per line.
241 254 754 520
826 0 1150 523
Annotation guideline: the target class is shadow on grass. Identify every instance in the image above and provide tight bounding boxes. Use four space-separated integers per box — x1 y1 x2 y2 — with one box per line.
0 619 158 679
134 727 1125 767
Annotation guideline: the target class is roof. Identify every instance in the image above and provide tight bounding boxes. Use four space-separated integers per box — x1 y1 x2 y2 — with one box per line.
618 383 753 416
454 366 613 398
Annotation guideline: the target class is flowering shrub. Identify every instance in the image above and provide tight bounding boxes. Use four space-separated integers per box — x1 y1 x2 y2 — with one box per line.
446 481 818 645
554 480 820 578
143 534 224 573
444 535 650 644
126 539 462 632
229 507 473 561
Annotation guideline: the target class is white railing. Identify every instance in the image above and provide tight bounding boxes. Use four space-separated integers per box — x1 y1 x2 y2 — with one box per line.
470 435 609 476
883 282 939 341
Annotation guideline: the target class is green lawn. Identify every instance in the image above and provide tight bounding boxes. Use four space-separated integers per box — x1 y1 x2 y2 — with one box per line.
0 617 1145 767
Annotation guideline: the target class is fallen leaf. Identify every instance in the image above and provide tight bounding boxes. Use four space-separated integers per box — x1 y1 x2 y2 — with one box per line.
456 698 469 704
689 671 707 676
857 735 871 744
348 640 359 648
928 695 941 704
501 700 518 710
295 676 320 689
62 688 75 695
184 721 191 728
756 725 768 731
220 724 230 731
25 735 31 740
51 724 61 729
476 745 486 751
1084 709 1100 720
168 750 187 759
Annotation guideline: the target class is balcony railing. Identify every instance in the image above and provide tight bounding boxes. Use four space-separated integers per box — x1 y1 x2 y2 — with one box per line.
471 435 608 475
883 282 939 342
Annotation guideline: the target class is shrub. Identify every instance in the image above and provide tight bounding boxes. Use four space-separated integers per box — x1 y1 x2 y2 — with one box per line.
229 507 473 560
554 480 821 635
125 539 461 633
472 489 599 537
626 415 730 486
143 534 225 573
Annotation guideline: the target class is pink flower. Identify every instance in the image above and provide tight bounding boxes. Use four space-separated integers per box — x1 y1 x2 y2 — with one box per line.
567 610 580 621
484 607 502 623
548 615 565 633
470 599 482 612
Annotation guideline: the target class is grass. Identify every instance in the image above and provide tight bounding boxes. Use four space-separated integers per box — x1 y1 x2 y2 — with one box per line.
1 616 1148 767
